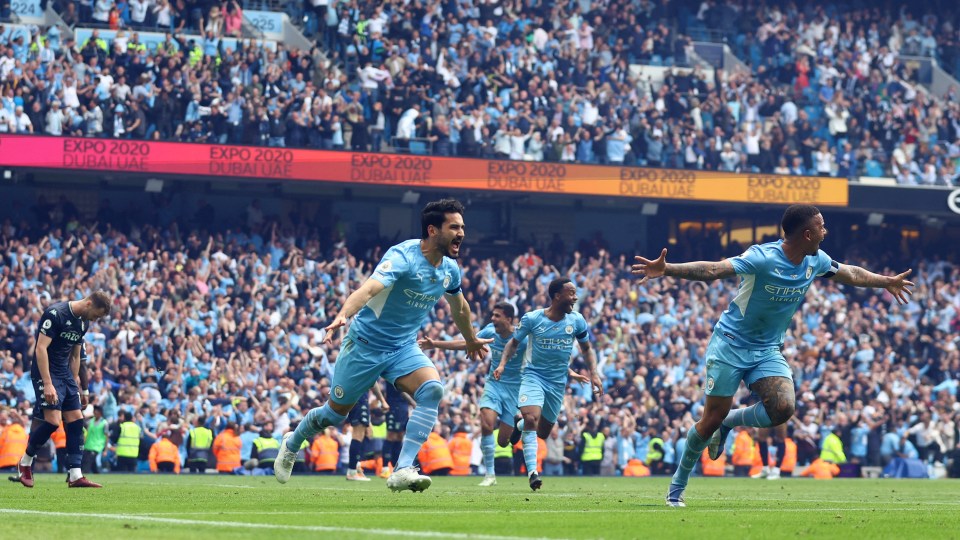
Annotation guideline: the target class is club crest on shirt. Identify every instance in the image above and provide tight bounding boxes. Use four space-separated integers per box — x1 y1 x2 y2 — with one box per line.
333 386 345 399
443 275 451 288
705 377 715 392
565 325 574 334
806 266 814 279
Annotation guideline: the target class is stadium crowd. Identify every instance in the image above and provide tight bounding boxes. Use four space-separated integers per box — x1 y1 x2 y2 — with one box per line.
0 195 958 479
2 1 960 184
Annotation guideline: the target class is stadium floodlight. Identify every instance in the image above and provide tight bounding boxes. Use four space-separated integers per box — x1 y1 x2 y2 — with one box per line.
641 203 659 216
866 213 884 226
145 179 164 193
401 190 421 205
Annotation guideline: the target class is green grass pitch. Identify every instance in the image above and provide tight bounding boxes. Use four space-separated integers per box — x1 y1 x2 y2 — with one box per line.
1 474 957 539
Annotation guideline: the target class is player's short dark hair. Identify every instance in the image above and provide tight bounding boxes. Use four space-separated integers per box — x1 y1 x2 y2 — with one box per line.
548 277 572 300
88 290 112 313
493 301 515 319
781 204 821 238
421 199 465 239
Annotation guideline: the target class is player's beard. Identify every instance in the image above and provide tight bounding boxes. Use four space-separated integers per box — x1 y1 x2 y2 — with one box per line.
446 236 462 259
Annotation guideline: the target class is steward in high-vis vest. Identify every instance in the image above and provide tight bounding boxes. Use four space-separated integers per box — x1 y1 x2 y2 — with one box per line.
820 426 847 464
127 34 147 55
291 420 310 474
646 427 666 475
149 431 181 474
732 427 756 477
311 427 339 473
701 448 726 477
580 426 605 476
492 428 514 476
417 429 454 476
186 416 213 474
212 423 242 473
368 412 388 478
51 423 67 473
447 427 473 476
0 411 28 469
623 458 651 477
800 458 840 479
114 410 142 472
780 437 798 477
749 442 764 478
82 406 109 474
251 429 281 470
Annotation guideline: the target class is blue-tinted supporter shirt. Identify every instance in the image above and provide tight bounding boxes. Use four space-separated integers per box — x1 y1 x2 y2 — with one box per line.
850 425 869 457
512 309 590 384
351 239 462 351
478 323 526 385
715 240 836 349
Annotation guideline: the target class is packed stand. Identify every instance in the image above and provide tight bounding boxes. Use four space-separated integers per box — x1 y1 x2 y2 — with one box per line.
35 0 246 36
1 3 698 165
0 197 958 478
703 0 960 185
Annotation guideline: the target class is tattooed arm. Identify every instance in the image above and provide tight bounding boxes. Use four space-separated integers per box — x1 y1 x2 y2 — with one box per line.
830 265 914 305
663 260 736 282
631 248 736 283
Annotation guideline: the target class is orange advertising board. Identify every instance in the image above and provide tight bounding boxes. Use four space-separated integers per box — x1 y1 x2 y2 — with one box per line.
0 135 847 206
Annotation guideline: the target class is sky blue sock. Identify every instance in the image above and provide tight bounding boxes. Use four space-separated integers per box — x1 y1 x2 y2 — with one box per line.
396 381 443 470
722 403 773 428
287 404 346 452
671 427 709 488
481 434 495 475
521 431 539 475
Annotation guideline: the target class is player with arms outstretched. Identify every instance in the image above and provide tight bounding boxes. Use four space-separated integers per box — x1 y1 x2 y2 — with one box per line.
631 204 914 507
273 199 491 492
497 278 603 491
16 291 112 488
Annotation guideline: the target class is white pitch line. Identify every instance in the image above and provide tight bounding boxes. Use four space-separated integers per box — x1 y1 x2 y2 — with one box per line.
135 507 948 517
734 497 960 506
0 509 569 540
